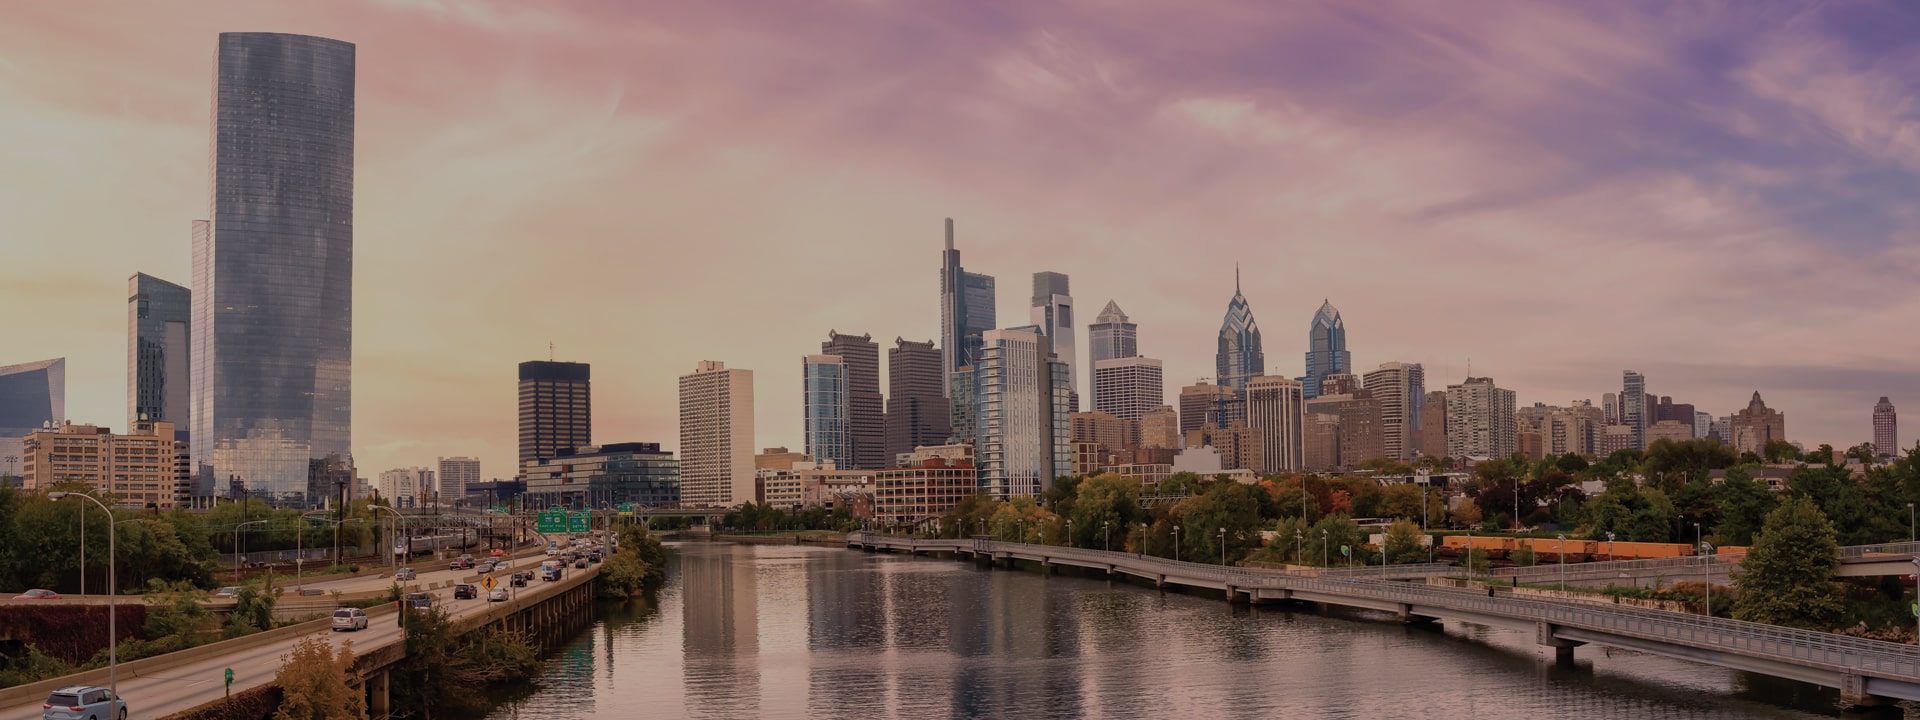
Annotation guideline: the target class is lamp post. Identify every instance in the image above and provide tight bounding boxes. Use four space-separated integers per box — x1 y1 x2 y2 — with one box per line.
49 491 116 707
234 519 268 579
1321 528 1329 569
370 505 402 569
1218 527 1226 566
1173 525 1181 562
1102 521 1110 553
1294 530 1302 568
1910 557 1920 646
1465 531 1474 579
1908 502 1915 544
1065 519 1073 548
1700 541 1714 616
1557 533 1567 594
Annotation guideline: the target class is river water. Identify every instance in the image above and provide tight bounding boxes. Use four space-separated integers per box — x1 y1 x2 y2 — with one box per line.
487 542 1902 719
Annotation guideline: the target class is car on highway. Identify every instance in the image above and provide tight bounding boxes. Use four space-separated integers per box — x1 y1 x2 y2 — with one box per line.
212 586 241 599
404 592 433 610
574 558 588 569
449 555 474 570
489 587 509 602
474 561 496 574
13 589 61 600
511 572 530 587
331 607 369 632
41 685 125 720
494 557 511 569
545 545 559 556
541 563 563 582
490 548 506 558
394 568 417 582
453 584 478 600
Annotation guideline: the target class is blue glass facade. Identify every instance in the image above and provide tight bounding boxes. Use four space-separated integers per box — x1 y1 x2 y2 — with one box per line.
803 356 851 469
1216 271 1264 393
129 273 190 433
1303 300 1350 399
940 218 997 388
193 33 355 507
0 358 63 436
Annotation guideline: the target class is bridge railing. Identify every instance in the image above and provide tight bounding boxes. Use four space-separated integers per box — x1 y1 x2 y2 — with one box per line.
1842 541 1920 560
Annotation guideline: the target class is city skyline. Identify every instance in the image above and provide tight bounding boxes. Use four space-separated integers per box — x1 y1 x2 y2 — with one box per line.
7 3 1920 478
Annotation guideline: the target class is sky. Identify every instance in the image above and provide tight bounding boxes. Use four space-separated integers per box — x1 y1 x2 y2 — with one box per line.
4 0 1920 480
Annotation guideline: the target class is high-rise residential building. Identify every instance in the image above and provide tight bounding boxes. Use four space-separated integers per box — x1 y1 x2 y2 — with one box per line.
1069 411 1131 453
802 354 851 469
1138 406 1180 450
378 467 434 509
1179 381 1240 435
129 274 191 435
1337 391 1386 468
820 331 885 469
1445 377 1517 460
1874 397 1898 456
974 327 1070 499
1362 362 1425 461
1245 376 1304 473
437 456 479 506
1417 390 1448 458
1694 411 1714 442
939 218 996 389
948 366 978 444
1185 421 1263 472
193 33 356 507
1548 406 1599 457
1215 268 1264 393
1599 424 1636 457
1303 299 1351 400
884 338 951 461
1086 301 1137 410
1092 356 1163 423
1602 393 1619 425
1728 392 1786 455
1621 371 1647 450
1304 413 1342 471
20 421 181 509
0 358 65 475
518 361 592 468
1030 272 1077 409
679 361 756 507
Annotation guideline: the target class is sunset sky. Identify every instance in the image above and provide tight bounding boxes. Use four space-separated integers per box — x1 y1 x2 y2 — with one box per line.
4 1 1919 479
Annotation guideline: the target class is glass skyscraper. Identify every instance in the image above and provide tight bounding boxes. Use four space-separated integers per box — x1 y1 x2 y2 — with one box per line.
0 358 64 481
1216 268 1264 393
193 33 355 506
940 218 996 390
1029 272 1075 407
1302 299 1350 399
803 355 851 469
975 327 1070 500
1087 300 1139 413
129 273 191 433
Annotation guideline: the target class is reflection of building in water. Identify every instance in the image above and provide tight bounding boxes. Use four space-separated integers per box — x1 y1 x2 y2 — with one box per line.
944 570 1085 715
681 545 759 716
804 550 891 716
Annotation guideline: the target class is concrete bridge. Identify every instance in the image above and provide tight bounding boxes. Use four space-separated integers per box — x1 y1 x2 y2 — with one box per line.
1495 540 1920 587
847 533 1920 708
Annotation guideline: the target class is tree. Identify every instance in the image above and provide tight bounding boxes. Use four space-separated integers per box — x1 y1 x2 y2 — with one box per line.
1172 481 1265 564
1710 469 1778 545
1763 439 1802 464
1067 474 1144 549
1556 453 1590 474
1452 498 1483 529
274 636 364 720
1641 439 1738 493
599 523 665 599
1512 544 1536 567
1304 514 1363 567
1732 496 1844 630
1381 519 1426 564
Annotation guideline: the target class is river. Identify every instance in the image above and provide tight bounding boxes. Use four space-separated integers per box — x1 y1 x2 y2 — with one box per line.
487 542 1895 719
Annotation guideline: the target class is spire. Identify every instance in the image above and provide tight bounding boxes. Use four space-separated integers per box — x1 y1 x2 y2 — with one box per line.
1235 262 1241 294
945 217 954 251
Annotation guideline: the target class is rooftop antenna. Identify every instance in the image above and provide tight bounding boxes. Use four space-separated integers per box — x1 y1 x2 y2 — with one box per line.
549 342 555 362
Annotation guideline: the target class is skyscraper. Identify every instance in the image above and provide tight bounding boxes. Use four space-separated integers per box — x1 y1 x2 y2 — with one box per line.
1302 299 1351 399
884 339 951 461
1445 377 1517 460
948 366 977 444
1086 300 1137 411
437 456 479 505
1728 392 1786 455
974 327 1070 499
1245 376 1305 473
1216 267 1264 393
679 361 756 507
1030 272 1077 409
1874 397 1898 456
1622 371 1647 450
0 358 65 481
193 33 356 506
820 331 884 469
1417 390 1448 458
518 361 591 466
129 273 191 434
1180 381 1239 435
802 354 850 469
1362 362 1426 461
1091 356 1163 423
939 218 996 390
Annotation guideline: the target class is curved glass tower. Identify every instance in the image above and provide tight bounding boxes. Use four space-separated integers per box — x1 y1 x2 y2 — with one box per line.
1216 268 1264 392
1303 299 1350 399
192 33 355 506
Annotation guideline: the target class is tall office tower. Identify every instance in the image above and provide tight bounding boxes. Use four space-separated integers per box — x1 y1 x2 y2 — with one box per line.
1874 398 1898 455
884 338 951 460
1139 406 1180 450
1363 362 1426 461
437 456 480 505
518 361 591 466
1302 299 1351 399
1215 268 1264 393
939 218 996 391
1030 271 1077 409
1602 393 1619 425
1337 391 1386 468
1444 377 1517 460
1179 381 1239 435
1245 376 1305 473
1417 390 1448 458
193 33 355 507
802 354 851 469
129 274 191 434
1694 411 1713 442
679 361 756 508
0 358 67 482
974 328 1070 499
1092 356 1163 423
1086 301 1137 410
820 331 885 469
1621 371 1647 450
948 367 977 444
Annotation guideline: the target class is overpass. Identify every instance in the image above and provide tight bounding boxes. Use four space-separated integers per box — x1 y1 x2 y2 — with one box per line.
1495 540 1920 586
847 533 1920 708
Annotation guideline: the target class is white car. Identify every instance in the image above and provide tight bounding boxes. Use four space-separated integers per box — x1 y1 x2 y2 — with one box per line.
330 607 369 632
489 587 509 602
394 568 416 581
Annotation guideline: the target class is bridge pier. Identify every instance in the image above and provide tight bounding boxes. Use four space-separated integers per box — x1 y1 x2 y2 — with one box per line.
1042 560 1056 575
1535 621 1584 665
1839 674 1888 710
367 669 390 719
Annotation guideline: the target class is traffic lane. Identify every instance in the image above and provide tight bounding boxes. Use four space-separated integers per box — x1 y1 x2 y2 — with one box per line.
292 546 547 595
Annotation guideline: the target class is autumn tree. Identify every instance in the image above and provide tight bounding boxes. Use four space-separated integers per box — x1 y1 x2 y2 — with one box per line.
1452 498 1483 529
274 637 364 720
1381 519 1426 564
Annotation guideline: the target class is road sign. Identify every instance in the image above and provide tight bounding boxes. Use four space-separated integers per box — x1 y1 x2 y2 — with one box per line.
481 575 498 591
618 503 635 517
536 508 567 533
224 667 234 697
491 506 511 515
568 512 590 533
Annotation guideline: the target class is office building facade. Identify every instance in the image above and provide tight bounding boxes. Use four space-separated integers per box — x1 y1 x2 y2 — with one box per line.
1216 270 1264 393
821 331 885 469
378 467 434 509
802 354 851 470
1179 381 1240 435
518 361 591 467
1138 406 1180 450
20 421 181 509
1086 300 1137 411
437 456 479 505
679 361 756 507
1092 356 1163 423
1245 375 1304 473
1445 377 1517 460
0 358 65 474
939 218 996 387
884 338 951 461
1728 392 1787 455
1621 371 1647 450
1030 271 1077 408
974 327 1071 499
1303 299 1351 400
1362 362 1425 461
521 442 679 510
948 366 977 444
1874 397 1898 456
129 274 191 434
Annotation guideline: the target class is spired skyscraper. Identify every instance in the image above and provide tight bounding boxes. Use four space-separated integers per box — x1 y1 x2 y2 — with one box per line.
939 218 996 392
129 273 191 433
1302 299 1350 400
1086 300 1137 411
1216 267 1264 393
1030 272 1076 409
192 33 356 506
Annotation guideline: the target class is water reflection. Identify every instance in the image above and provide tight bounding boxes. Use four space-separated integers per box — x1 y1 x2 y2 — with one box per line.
491 543 1902 720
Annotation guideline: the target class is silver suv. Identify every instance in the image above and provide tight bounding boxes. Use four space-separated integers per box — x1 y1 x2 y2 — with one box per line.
331 607 369 632
42 685 125 720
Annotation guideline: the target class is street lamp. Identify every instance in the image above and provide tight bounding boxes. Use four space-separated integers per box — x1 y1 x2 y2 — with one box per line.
1065 519 1073 548
1218 527 1226 566
1700 541 1715 616
1465 531 1474 579
1321 528 1329 569
1557 533 1567 594
1606 532 1616 563
1102 521 1110 553
234 519 269 579
1173 525 1181 562
1908 502 1915 544
49 491 116 707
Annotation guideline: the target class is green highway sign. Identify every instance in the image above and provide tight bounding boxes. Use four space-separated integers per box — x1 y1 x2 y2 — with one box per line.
535 508 568 533
568 512 590 533
491 506 511 515
618 503 635 516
